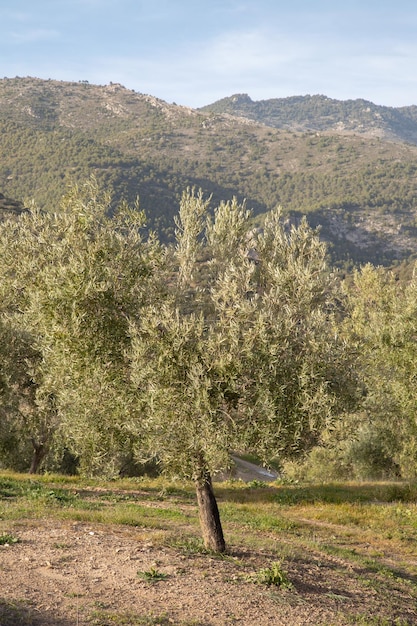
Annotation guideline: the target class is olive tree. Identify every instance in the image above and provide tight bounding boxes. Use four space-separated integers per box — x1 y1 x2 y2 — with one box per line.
343 263 417 477
0 177 163 473
129 189 355 552
0 319 47 471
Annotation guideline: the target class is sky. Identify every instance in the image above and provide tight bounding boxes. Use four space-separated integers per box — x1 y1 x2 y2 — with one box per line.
1 0 417 109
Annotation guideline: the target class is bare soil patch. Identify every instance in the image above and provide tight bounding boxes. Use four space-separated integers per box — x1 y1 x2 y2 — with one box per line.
1 516 416 626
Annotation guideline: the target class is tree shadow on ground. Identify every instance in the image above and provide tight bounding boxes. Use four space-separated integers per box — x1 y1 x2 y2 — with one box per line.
0 599 74 626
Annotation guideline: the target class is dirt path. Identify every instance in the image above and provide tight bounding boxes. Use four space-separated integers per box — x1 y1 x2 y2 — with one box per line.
227 457 279 483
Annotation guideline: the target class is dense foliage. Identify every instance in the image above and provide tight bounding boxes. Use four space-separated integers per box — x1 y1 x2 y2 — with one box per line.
0 179 367 551
1 179 417 489
2 77 417 267
0 179 164 474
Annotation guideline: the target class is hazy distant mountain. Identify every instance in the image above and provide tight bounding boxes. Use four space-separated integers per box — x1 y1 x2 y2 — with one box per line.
1 77 417 269
199 94 417 145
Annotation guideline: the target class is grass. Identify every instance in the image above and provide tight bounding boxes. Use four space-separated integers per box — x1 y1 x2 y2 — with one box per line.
0 472 193 531
0 532 19 545
252 561 292 588
137 566 169 583
0 599 38 626
1 470 417 624
1 472 417 547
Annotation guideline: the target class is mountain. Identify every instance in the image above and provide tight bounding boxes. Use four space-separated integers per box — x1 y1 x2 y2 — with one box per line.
199 94 417 145
1 77 417 269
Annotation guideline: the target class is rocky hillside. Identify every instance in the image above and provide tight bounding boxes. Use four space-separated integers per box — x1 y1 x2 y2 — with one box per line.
200 94 417 145
1 77 417 268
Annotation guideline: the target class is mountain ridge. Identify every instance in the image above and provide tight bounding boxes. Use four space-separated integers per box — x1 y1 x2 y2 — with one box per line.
199 93 417 144
1 77 417 270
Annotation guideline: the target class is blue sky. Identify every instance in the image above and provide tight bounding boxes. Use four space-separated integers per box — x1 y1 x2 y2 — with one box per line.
1 0 417 108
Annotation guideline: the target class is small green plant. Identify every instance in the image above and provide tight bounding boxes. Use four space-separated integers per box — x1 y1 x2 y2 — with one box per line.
0 532 19 545
137 566 168 583
89 610 173 625
253 561 292 588
247 479 269 489
169 535 234 560
27 484 79 505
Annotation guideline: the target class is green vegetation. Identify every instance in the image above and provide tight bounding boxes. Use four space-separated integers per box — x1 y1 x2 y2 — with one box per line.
252 561 292 588
0 531 19 545
200 93 417 143
1 178 417 551
286 263 417 484
2 78 417 624
2 77 417 267
0 180 358 553
137 566 169 583
0 179 417 490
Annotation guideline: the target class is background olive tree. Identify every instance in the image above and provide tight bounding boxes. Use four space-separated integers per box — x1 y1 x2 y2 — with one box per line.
341 263 417 478
0 177 163 474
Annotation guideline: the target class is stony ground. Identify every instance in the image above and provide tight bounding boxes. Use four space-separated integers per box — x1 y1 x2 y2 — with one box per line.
2 467 417 626
1 516 416 626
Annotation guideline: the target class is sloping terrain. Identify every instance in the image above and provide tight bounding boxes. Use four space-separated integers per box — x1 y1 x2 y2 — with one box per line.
200 93 417 144
2 77 417 267
2 517 415 626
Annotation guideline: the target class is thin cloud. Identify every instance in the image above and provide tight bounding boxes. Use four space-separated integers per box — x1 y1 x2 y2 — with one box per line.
9 28 60 44
200 29 309 75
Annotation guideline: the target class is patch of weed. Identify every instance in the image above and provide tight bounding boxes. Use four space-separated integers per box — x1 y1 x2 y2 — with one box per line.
169 535 236 561
221 502 296 532
251 561 292 589
346 614 412 625
89 610 174 625
321 543 360 561
247 479 270 489
137 566 169 583
169 535 210 555
0 599 34 626
273 482 417 507
325 592 351 601
0 532 19 545
0 478 24 499
26 484 79 506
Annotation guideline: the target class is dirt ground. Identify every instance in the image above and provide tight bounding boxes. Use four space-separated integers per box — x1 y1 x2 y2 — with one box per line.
1 516 416 626
1 463 416 625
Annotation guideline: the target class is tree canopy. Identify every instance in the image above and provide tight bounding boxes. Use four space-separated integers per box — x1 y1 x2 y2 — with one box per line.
127 189 357 550
1 179 406 552
0 178 164 474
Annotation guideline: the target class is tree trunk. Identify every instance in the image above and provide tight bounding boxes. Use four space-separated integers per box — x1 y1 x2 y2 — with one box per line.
195 467 226 553
29 441 47 474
